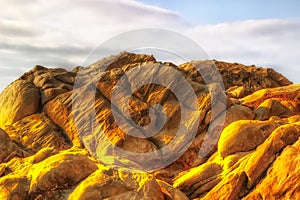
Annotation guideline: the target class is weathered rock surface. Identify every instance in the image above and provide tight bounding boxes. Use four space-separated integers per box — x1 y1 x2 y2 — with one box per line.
0 52 299 199
243 138 300 199
68 168 165 200
0 80 40 129
4 113 70 152
0 129 32 164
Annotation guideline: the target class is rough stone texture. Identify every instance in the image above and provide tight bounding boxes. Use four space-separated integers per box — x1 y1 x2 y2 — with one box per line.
243 138 300 200
0 52 299 199
178 60 292 91
157 180 189 200
243 122 300 188
28 152 98 199
0 129 32 164
20 65 75 105
68 168 166 200
4 113 71 152
226 86 253 99
218 120 282 158
174 162 222 198
200 171 248 200
241 83 300 109
0 80 40 128
0 176 30 200
254 99 296 120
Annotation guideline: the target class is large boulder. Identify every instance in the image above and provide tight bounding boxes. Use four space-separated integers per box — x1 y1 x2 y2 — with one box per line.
0 176 30 200
68 168 166 200
4 113 70 152
0 80 40 128
218 120 282 158
28 150 98 199
243 138 300 199
0 129 32 164
20 65 76 105
174 162 222 199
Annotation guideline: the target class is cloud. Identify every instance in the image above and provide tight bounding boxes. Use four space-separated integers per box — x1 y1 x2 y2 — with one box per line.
0 0 188 91
0 42 91 55
186 19 300 83
0 20 42 37
0 0 299 93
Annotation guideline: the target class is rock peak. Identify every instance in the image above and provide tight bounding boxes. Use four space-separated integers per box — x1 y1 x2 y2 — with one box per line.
0 53 299 199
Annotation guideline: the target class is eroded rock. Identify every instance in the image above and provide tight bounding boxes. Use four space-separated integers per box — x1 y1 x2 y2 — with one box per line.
0 53 299 199
0 80 40 128
4 113 70 152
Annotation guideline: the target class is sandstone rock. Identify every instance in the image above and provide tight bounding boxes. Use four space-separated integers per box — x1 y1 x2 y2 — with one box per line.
0 175 30 200
157 180 189 200
44 90 82 146
28 151 98 198
20 65 76 105
254 99 295 120
89 52 156 72
4 113 70 152
0 129 32 164
199 171 247 200
32 147 59 164
205 104 256 129
243 123 300 188
241 83 300 109
178 60 292 90
227 86 253 98
0 80 40 128
218 120 282 158
222 151 251 172
69 168 165 200
191 103 255 162
173 162 222 198
243 138 300 200
46 55 225 171
216 62 292 89
0 53 299 199
288 115 300 123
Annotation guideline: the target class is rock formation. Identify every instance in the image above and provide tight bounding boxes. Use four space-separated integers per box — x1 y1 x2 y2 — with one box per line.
0 52 299 199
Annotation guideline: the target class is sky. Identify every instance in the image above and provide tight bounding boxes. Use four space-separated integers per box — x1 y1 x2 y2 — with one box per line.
1 0 300 92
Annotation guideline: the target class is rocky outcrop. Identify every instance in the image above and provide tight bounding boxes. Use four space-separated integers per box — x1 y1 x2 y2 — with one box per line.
0 80 40 129
174 116 300 199
243 138 300 199
0 129 32 164
0 52 299 199
4 113 70 153
68 168 166 200
178 60 292 91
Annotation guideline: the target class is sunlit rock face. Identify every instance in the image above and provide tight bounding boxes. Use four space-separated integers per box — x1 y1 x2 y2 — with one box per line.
0 52 299 199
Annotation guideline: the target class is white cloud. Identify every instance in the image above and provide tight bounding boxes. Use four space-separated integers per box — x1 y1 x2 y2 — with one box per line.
0 0 188 91
186 19 300 83
0 0 299 92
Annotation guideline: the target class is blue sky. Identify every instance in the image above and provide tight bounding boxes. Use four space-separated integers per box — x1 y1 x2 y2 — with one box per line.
0 0 300 92
138 0 300 24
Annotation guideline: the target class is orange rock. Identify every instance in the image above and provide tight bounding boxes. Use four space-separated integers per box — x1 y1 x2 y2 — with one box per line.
4 113 70 152
0 80 40 128
0 53 299 199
